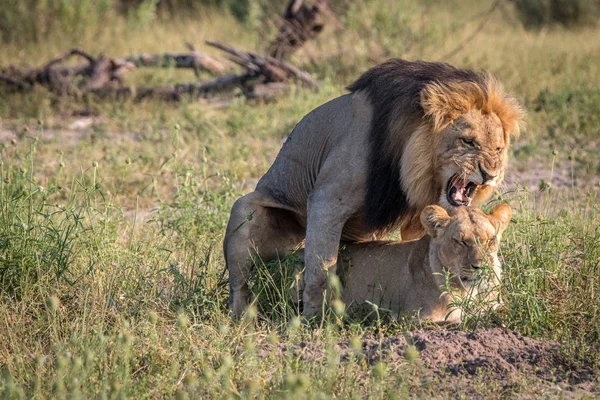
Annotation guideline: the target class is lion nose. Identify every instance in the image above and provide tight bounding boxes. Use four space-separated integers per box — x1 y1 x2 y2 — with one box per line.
479 165 497 184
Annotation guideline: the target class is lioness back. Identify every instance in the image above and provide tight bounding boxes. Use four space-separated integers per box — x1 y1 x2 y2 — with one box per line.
337 239 446 320
329 204 511 323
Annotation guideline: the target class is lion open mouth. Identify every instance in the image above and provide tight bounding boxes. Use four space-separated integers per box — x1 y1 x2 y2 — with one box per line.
446 174 478 207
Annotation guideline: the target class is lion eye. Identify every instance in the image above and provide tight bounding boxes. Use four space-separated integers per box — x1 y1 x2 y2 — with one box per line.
462 138 474 146
496 147 503 153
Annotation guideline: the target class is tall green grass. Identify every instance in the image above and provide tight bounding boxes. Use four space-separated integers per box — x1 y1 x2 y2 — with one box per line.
0 0 114 43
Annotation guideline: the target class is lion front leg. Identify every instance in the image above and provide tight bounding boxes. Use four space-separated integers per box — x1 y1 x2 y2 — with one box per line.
400 212 426 241
302 220 345 317
302 192 357 318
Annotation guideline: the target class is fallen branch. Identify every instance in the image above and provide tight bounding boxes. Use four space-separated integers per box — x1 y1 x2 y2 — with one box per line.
0 48 135 94
206 40 319 89
87 74 292 103
268 0 327 60
119 43 227 76
0 74 32 91
1 40 318 104
246 82 291 100
87 73 253 101
174 73 251 96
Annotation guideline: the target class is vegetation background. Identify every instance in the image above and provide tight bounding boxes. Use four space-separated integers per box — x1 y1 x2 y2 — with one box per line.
0 0 599 398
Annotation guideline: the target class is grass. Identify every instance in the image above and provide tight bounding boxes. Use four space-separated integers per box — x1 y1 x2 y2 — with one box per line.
0 0 599 397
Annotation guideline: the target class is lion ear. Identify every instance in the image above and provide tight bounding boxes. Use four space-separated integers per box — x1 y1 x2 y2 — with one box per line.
421 205 451 238
489 203 512 235
420 81 483 132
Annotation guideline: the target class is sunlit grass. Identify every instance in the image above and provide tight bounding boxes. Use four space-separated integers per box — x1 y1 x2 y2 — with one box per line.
0 0 599 397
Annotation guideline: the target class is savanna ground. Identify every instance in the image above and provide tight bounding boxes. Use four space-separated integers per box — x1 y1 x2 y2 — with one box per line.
0 0 599 398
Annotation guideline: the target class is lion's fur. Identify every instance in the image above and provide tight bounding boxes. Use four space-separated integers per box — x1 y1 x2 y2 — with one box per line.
420 76 525 137
348 59 525 233
294 204 512 323
225 59 525 317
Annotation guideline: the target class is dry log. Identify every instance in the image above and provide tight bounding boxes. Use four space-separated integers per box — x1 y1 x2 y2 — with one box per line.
87 73 252 102
119 43 226 76
1 42 317 104
0 49 135 94
268 0 327 60
245 82 291 100
205 41 319 90
0 46 223 95
0 74 32 91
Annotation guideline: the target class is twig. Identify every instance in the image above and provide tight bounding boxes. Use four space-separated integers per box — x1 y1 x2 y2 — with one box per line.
0 74 32 91
43 49 96 70
268 0 329 60
204 41 261 73
174 73 252 96
119 50 226 75
440 0 501 61
205 41 319 89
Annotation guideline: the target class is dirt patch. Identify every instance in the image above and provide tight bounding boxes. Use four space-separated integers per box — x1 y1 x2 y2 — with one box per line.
411 330 595 386
506 138 600 193
505 160 600 193
0 119 147 147
267 328 598 395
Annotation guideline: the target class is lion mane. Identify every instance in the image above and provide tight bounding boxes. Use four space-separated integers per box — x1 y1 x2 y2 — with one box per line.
347 59 525 235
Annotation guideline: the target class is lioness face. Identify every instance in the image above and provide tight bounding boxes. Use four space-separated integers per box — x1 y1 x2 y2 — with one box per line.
437 110 507 209
421 204 512 288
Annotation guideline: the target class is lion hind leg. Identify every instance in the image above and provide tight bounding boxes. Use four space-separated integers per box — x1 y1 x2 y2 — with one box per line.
224 191 304 317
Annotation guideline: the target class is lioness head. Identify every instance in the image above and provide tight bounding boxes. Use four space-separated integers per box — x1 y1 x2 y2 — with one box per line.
420 203 512 287
420 78 525 209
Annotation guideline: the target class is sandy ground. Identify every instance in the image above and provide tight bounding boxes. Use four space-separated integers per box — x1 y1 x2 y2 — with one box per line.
266 328 598 396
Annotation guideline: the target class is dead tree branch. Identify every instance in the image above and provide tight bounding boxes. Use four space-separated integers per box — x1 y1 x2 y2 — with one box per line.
0 74 32 91
440 0 501 61
1 40 318 104
119 44 226 76
268 0 328 60
206 40 319 89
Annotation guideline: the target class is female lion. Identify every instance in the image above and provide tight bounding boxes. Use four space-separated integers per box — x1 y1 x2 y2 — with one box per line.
295 204 512 324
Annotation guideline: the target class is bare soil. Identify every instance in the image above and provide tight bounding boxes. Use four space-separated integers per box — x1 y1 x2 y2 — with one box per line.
268 328 598 396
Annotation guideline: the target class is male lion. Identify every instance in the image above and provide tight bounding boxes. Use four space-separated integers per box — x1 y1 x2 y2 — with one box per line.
225 59 524 317
294 204 512 323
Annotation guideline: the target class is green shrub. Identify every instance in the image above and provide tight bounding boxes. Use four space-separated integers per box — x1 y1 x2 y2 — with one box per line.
500 195 600 356
0 0 114 44
344 0 418 58
533 86 600 140
248 253 304 325
514 0 600 28
0 138 104 296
